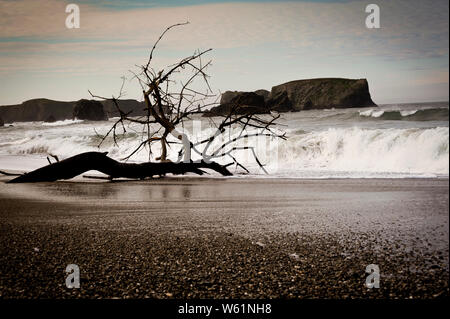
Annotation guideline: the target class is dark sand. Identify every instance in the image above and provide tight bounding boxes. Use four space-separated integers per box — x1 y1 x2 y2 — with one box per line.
0 177 448 299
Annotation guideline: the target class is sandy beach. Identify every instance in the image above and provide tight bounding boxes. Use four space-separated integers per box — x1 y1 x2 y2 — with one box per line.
0 176 448 299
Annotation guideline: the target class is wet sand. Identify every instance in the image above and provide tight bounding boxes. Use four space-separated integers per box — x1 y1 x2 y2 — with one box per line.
0 177 448 299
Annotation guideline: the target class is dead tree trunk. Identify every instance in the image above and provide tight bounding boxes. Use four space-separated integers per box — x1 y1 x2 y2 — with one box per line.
7 152 232 183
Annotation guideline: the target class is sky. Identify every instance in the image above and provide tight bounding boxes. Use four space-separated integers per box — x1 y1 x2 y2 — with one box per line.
0 0 448 105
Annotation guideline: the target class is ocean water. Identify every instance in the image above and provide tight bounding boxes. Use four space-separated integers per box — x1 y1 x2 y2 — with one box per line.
0 102 448 178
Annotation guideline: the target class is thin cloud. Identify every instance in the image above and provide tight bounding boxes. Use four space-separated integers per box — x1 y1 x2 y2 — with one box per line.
0 0 448 104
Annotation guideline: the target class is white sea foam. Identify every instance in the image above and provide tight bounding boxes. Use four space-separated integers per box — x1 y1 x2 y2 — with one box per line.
42 119 84 126
359 109 385 117
0 104 448 178
263 126 449 177
400 110 418 117
359 108 427 119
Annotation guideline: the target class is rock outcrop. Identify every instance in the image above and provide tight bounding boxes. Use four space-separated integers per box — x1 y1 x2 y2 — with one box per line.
0 115 4 127
266 91 293 112
101 99 147 118
0 98 150 124
73 99 108 121
44 115 57 123
254 89 270 102
208 78 376 116
0 99 75 123
270 78 376 111
219 90 270 105
204 92 268 116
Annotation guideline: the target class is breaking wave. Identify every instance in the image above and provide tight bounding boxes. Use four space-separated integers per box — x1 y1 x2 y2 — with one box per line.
265 126 449 177
0 104 448 178
41 119 84 126
358 107 448 121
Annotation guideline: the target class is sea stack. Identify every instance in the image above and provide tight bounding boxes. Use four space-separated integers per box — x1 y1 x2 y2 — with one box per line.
206 78 376 116
73 99 108 121
219 89 270 105
205 92 268 116
269 78 376 111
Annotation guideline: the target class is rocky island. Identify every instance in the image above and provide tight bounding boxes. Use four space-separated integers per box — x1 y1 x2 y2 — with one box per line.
204 78 376 116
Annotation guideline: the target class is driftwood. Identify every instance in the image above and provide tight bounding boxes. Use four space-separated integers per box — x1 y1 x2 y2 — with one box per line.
0 170 22 176
7 152 232 183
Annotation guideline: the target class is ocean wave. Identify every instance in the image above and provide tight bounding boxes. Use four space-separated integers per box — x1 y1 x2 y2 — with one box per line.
358 107 448 121
359 109 385 118
264 126 449 177
0 120 448 178
42 119 84 126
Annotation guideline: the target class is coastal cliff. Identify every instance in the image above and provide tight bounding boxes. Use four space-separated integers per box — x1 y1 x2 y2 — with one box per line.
0 99 74 123
0 98 146 123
